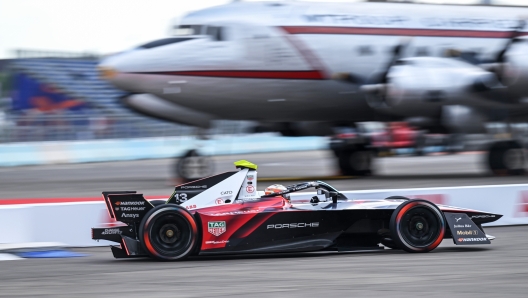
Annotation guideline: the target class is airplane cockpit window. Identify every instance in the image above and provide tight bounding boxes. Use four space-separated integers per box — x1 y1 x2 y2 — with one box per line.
137 37 195 49
174 25 205 36
206 26 226 41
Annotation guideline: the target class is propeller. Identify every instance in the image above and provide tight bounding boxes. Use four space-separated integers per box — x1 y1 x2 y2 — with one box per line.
332 37 411 87
494 18 526 83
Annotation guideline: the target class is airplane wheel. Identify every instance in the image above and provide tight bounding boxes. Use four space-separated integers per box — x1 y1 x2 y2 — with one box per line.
175 149 214 182
140 204 199 261
338 147 373 176
390 199 446 253
487 141 526 175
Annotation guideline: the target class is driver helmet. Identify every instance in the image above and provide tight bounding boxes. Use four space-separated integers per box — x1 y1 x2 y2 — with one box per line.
265 184 290 201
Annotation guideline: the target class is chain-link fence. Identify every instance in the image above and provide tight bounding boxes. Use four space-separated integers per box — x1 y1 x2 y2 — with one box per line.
0 113 251 143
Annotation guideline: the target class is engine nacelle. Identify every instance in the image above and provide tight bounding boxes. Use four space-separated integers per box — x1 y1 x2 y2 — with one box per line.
363 57 499 117
120 93 215 128
503 37 528 100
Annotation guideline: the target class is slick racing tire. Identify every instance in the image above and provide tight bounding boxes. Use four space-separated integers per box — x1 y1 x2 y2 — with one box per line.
139 204 199 261
390 199 446 253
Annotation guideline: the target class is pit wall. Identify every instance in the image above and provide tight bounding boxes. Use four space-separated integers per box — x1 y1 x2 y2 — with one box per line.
0 134 327 167
1 184 527 247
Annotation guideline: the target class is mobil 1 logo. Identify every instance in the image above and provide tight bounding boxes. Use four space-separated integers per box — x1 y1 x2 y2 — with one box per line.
444 212 490 245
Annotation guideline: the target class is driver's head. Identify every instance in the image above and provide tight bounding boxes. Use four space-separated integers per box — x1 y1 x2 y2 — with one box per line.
265 184 287 195
265 184 290 202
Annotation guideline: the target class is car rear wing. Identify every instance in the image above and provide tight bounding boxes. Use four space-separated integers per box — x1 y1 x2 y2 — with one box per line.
102 191 154 223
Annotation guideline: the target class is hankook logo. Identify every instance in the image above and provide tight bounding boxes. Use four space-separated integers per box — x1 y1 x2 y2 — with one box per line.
267 222 320 229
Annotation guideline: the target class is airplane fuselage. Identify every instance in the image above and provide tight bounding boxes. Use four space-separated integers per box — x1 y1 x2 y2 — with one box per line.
100 1 528 123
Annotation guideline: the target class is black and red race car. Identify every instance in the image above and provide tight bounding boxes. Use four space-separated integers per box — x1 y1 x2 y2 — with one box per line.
92 160 501 261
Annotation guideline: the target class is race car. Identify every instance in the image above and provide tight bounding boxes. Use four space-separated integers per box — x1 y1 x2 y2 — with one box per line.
92 160 502 261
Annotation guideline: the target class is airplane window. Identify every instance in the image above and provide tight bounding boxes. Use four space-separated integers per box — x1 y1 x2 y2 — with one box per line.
415 47 429 56
358 46 374 56
174 25 204 36
137 38 195 49
206 26 226 41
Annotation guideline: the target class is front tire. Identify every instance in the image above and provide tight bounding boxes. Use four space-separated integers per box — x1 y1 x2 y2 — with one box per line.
139 204 199 261
390 199 446 253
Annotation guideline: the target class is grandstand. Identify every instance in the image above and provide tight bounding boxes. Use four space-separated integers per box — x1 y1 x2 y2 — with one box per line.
1 50 250 143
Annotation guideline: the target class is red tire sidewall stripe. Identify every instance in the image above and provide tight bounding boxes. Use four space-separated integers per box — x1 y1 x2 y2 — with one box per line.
143 207 198 259
396 201 445 251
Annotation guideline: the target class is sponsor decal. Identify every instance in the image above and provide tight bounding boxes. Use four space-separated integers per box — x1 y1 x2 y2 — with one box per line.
470 215 496 219
220 191 232 195
117 201 145 206
456 230 479 236
121 213 139 218
185 204 197 210
211 210 261 216
120 206 146 211
453 224 472 228
115 207 119 211
205 240 229 244
247 175 254 181
215 198 224 205
455 217 462 222
458 237 488 242
246 185 255 193
181 185 207 189
101 228 122 235
208 221 226 236
267 222 320 229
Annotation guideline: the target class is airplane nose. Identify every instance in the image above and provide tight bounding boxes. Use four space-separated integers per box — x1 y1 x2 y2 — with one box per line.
98 65 117 80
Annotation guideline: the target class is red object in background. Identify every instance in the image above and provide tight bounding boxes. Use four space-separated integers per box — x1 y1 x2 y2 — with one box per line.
370 122 417 150
514 191 528 217
388 122 416 149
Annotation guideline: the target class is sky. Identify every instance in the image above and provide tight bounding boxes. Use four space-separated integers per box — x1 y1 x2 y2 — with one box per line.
0 0 526 59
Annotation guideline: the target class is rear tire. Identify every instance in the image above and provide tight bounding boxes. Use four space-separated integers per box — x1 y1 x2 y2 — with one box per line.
139 204 199 261
390 199 446 253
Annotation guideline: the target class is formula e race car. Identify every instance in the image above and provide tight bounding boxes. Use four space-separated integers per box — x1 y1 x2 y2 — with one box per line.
92 160 502 261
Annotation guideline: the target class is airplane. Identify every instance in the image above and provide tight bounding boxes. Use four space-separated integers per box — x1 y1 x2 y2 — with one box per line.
98 0 528 180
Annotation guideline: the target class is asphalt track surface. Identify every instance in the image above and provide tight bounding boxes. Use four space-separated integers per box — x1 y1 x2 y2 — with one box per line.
0 150 527 199
1 151 527 297
0 226 526 298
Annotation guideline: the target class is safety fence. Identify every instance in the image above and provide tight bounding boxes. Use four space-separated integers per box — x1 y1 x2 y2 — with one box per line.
0 184 527 247
0 134 327 167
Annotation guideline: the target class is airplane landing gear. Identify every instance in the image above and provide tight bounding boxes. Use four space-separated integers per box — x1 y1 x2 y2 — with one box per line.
487 140 526 175
336 145 374 176
174 149 214 183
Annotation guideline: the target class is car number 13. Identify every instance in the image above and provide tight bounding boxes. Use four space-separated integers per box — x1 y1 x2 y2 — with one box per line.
175 193 188 203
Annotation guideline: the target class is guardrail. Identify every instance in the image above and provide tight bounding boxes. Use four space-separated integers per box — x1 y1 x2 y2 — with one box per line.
1 184 527 247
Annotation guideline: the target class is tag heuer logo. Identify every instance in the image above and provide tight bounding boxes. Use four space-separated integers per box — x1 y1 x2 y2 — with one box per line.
208 221 226 236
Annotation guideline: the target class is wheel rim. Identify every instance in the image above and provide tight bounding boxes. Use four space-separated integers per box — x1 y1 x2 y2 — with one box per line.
399 206 441 248
149 212 192 256
180 156 212 179
504 148 525 170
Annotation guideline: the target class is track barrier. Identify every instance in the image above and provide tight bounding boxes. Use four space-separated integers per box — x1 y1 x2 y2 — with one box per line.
0 134 327 167
1 184 527 247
